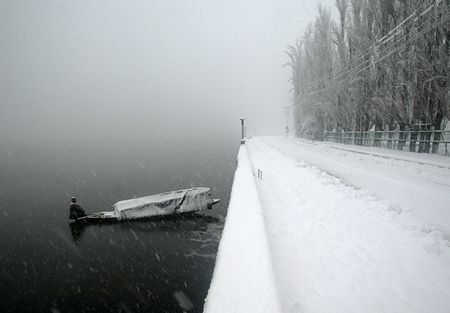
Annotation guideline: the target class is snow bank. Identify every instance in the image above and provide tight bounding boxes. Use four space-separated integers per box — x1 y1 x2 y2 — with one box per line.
325 142 450 170
204 146 281 313
264 137 450 235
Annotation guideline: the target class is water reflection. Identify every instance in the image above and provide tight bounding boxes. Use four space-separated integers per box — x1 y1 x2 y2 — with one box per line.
61 213 224 312
69 213 221 243
69 221 86 243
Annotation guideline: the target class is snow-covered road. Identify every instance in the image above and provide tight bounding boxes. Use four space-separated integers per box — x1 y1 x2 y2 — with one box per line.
249 137 450 313
206 137 450 313
259 137 450 235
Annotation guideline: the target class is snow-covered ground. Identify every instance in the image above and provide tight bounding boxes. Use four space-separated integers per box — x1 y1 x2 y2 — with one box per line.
206 137 450 313
262 137 450 235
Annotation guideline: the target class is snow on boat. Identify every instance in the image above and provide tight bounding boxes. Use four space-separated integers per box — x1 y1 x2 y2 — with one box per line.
76 187 219 223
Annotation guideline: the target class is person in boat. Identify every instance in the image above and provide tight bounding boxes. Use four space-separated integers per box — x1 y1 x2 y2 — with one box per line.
69 197 86 220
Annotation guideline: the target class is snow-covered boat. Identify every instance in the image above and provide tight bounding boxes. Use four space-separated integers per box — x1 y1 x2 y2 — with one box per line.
75 187 219 223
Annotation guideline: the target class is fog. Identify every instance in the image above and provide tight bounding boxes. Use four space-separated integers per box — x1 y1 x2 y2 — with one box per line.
0 0 335 146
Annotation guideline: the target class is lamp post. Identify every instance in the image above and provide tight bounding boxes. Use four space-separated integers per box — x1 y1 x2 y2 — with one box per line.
240 117 245 144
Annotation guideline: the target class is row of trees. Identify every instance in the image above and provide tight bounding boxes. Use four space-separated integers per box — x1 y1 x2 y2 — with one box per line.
286 0 450 135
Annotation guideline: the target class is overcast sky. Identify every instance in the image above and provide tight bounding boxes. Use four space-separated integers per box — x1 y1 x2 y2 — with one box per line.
0 0 336 146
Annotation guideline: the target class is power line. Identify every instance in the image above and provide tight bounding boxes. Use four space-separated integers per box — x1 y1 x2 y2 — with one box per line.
304 7 450 97
303 1 441 94
322 10 449 91
306 11 450 97
304 1 433 90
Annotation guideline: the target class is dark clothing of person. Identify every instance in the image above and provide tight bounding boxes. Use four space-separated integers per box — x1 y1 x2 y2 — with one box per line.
69 203 86 219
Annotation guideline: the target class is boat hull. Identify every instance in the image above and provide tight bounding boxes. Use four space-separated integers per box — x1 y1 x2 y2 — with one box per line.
71 187 219 223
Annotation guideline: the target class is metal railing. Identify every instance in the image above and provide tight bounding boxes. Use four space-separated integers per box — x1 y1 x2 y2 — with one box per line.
302 130 450 156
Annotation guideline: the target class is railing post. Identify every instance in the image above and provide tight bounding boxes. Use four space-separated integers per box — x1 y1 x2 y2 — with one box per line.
409 128 416 152
432 129 440 154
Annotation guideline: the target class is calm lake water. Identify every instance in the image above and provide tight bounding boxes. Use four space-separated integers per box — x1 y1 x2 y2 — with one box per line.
0 137 238 313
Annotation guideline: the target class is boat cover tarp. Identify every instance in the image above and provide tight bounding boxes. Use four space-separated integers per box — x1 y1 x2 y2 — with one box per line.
113 187 213 220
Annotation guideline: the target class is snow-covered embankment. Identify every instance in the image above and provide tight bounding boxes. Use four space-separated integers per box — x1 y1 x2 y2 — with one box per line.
203 145 281 313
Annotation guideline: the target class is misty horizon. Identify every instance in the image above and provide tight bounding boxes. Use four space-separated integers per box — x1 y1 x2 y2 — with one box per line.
0 0 337 146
